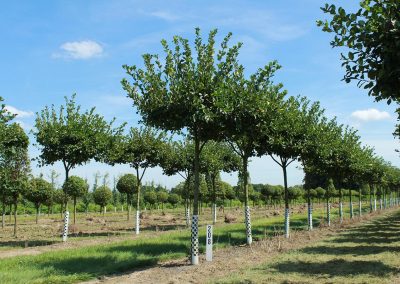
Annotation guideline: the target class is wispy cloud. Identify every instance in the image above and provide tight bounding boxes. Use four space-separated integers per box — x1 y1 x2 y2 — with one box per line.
148 10 179 21
5 105 34 118
53 40 104 59
351 108 391 122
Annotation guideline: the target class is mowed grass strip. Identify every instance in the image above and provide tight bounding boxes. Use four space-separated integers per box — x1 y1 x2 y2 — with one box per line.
218 209 400 284
0 207 334 284
0 205 371 283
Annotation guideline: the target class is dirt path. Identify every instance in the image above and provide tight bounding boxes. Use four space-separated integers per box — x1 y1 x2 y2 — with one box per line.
84 209 394 284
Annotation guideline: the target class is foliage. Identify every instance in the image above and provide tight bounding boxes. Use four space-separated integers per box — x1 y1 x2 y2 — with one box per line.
317 1 400 104
25 177 53 209
116 174 137 196
62 176 88 199
93 185 112 208
33 95 121 182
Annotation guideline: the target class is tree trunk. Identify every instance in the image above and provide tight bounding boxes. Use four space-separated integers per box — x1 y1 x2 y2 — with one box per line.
307 190 312 231
191 136 201 265
2 200 5 229
349 189 353 219
73 197 77 224
13 201 17 237
339 188 343 223
127 194 130 220
212 175 217 225
369 184 373 213
135 167 141 235
36 206 39 224
242 156 252 245
326 198 330 226
64 167 70 212
282 163 289 238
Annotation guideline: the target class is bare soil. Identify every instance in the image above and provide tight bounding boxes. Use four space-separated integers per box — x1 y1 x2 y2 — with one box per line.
0 204 308 258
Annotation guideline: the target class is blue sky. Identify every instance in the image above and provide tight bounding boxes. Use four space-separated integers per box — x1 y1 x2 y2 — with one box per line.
1 0 398 189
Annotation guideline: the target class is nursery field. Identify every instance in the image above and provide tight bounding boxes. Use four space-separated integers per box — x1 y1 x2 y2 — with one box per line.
0 202 390 283
0 204 314 253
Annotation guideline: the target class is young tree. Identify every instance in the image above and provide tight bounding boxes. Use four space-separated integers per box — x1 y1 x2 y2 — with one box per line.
144 190 157 209
93 185 112 215
0 97 15 229
33 95 121 211
225 61 286 244
168 193 181 208
107 127 166 234
157 191 168 212
160 139 194 227
116 174 137 220
262 96 310 238
123 28 243 265
25 176 53 224
2 123 30 236
63 176 88 224
201 141 240 224
326 179 335 226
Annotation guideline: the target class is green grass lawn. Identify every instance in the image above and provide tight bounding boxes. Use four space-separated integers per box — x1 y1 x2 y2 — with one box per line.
0 205 384 283
218 210 400 284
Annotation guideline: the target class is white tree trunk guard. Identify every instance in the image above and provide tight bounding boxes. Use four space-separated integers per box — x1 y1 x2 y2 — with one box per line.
62 211 69 242
244 206 252 244
191 215 199 265
135 210 140 235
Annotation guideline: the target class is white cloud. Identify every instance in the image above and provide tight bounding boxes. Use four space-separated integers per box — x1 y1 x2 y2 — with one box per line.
148 11 179 21
5 105 34 118
351 108 391 122
54 40 103 59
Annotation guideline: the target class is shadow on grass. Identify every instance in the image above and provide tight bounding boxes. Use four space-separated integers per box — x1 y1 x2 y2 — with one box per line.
34 242 189 278
0 240 59 248
268 259 398 277
331 211 400 244
301 245 400 256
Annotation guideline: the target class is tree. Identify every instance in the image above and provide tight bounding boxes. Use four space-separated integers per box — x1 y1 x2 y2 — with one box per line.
25 176 53 224
0 97 15 228
318 1 400 104
106 126 166 234
318 1 400 137
33 95 121 212
223 61 286 244
157 191 168 211
160 139 195 227
116 174 137 220
144 190 157 209
63 176 88 224
263 96 313 238
201 141 240 224
93 185 112 215
123 28 243 265
326 179 335 226
168 193 181 207
1 123 30 236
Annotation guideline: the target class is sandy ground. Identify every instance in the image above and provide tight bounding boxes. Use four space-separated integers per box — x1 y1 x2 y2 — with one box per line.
83 209 388 284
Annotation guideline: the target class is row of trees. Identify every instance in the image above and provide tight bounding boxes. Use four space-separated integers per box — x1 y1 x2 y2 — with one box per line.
1 20 398 265
121 28 400 264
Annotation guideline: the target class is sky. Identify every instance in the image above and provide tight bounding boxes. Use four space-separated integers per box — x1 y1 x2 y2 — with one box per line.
1 0 398 189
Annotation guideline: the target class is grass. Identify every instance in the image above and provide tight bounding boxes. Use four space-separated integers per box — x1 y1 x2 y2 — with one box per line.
0 206 336 284
0 204 383 283
218 210 400 284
